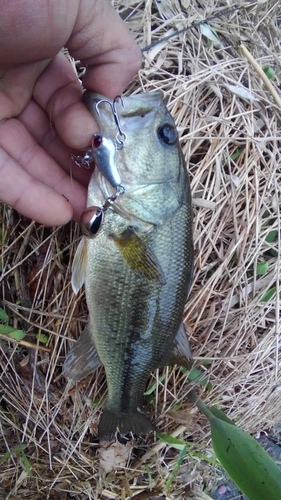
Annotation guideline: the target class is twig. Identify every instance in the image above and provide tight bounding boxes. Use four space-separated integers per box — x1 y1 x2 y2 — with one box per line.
239 42 281 109
0 333 51 353
141 5 241 52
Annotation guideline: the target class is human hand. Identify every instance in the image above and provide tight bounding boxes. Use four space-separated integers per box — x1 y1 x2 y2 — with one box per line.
0 0 142 225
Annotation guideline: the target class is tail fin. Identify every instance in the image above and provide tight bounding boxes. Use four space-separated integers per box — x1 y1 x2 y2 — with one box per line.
99 409 156 441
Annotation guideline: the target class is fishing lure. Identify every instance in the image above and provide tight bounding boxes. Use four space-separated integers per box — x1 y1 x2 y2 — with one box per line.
72 96 126 237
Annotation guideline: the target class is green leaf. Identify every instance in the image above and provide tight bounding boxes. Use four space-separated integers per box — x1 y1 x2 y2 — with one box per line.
266 230 277 243
209 406 235 425
169 401 183 412
21 449 32 477
0 325 25 340
0 307 9 322
230 149 243 161
157 433 189 451
188 390 281 498
165 445 188 491
39 333 49 344
211 417 281 500
187 368 212 390
261 287 277 302
144 466 153 490
263 66 275 80
188 368 202 380
256 261 268 275
0 444 26 465
145 392 155 406
144 374 166 395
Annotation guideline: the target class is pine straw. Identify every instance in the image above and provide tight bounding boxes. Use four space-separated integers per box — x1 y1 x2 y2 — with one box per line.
1 1 281 498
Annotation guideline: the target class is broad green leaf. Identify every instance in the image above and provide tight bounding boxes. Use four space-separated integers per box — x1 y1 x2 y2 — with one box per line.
145 392 155 406
209 406 235 425
262 210 270 219
187 368 212 390
165 445 188 491
188 368 202 380
0 307 9 322
21 449 32 477
39 333 49 344
256 261 268 275
261 287 277 302
266 230 277 243
169 401 183 412
0 325 25 340
157 433 189 451
144 466 153 489
144 374 166 395
188 390 281 500
200 359 213 365
211 417 281 500
231 149 243 161
263 66 275 80
0 444 26 465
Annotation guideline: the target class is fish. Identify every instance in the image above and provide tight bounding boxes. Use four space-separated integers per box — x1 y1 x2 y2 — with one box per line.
64 90 194 441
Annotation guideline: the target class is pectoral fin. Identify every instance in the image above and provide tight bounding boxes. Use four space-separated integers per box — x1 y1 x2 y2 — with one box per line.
160 322 193 369
64 324 101 381
112 227 166 285
71 237 87 295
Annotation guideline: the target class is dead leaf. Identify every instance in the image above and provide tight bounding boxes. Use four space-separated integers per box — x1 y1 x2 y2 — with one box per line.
98 438 133 473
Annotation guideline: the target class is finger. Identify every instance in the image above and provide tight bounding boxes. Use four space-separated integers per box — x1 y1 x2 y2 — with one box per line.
0 1 78 66
68 0 142 97
33 0 141 150
0 60 50 119
0 119 87 223
0 148 73 226
33 52 99 149
17 98 92 187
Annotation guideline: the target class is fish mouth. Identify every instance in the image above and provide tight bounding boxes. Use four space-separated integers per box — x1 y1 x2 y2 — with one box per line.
83 90 165 132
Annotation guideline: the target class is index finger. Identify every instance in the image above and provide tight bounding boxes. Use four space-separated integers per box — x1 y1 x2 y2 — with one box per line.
34 0 141 150
68 0 142 97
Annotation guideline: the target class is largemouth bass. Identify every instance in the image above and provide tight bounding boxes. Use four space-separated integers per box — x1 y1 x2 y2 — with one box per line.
64 91 194 441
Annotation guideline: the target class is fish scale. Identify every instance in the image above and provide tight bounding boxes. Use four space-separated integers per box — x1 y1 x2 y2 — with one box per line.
64 90 194 440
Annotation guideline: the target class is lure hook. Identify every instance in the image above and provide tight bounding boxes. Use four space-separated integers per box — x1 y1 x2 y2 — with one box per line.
95 96 127 149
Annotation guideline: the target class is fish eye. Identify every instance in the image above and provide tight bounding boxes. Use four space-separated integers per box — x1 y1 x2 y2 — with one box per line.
157 124 178 146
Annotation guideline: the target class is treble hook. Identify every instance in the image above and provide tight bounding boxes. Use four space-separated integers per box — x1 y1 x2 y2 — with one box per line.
95 96 127 149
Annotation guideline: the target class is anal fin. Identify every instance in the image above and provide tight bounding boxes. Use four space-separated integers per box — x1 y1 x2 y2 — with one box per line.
64 324 101 381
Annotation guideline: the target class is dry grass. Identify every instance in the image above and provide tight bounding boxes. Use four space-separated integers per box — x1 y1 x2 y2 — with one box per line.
1 1 281 498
